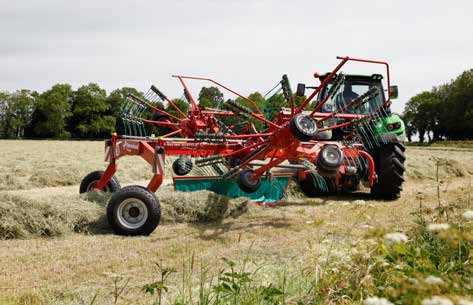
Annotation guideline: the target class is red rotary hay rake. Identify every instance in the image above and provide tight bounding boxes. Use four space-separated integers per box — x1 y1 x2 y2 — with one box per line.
80 56 405 235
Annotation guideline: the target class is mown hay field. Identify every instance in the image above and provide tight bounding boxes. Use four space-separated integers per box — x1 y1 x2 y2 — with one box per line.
0 140 472 305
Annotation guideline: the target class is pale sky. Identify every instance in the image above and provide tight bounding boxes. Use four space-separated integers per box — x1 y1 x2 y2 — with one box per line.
1 0 472 113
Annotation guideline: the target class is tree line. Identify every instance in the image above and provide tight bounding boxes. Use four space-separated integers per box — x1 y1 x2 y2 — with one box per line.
4 69 470 142
402 69 473 142
0 83 306 139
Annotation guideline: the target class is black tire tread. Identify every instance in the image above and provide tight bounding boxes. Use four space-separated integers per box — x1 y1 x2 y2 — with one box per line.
298 174 336 197
371 143 406 200
79 170 120 194
289 114 317 141
107 185 161 236
237 169 261 193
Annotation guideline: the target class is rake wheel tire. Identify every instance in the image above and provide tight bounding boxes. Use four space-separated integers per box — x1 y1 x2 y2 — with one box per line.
237 169 261 193
298 173 336 197
317 145 344 170
107 185 161 236
371 143 405 200
289 114 318 141
79 170 120 194
172 157 193 176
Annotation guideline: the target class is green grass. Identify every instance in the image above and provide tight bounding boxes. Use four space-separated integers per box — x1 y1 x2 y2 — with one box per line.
137 200 473 305
1 141 473 305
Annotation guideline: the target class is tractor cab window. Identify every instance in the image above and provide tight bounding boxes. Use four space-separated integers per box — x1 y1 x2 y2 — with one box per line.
318 78 385 114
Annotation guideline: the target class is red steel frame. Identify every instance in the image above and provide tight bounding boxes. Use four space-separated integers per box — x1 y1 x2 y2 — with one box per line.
93 56 394 198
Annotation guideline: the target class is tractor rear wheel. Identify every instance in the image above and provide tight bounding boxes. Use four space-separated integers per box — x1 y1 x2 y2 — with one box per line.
107 185 161 236
79 170 120 194
298 173 336 197
370 143 405 200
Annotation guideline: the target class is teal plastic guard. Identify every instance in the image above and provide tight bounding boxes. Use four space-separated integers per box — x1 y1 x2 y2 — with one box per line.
173 175 291 204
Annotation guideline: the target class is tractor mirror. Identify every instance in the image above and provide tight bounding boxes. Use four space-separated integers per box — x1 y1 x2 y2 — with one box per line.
296 83 306 97
389 85 399 99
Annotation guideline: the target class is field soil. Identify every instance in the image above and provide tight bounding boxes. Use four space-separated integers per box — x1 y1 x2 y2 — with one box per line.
0 140 472 304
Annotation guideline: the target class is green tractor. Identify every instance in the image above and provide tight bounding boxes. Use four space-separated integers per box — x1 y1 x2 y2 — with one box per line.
296 73 406 199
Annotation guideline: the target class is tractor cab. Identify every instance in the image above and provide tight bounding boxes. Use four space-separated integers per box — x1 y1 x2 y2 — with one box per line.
295 73 404 142
317 74 388 115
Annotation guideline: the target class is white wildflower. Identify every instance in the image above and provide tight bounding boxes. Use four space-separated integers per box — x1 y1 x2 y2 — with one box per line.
409 277 419 285
364 296 394 305
427 223 450 232
425 275 444 285
462 210 473 220
421 296 453 305
384 232 408 244
458 300 473 305
354 199 366 205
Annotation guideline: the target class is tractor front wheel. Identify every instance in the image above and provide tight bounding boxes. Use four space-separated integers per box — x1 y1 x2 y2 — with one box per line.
370 143 405 200
79 170 120 194
107 185 161 236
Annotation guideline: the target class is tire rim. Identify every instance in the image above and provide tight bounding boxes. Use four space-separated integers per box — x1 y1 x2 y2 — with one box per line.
87 180 110 192
243 171 259 187
116 198 148 230
296 115 317 135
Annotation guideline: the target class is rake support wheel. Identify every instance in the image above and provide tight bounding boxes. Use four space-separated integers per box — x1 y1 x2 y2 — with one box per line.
107 185 161 236
79 170 121 193
172 157 193 176
237 169 261 193
289 114 318 141
371 143 405 200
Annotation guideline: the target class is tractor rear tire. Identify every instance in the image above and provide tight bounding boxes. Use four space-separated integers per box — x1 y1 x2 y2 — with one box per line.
237 169 261 193
79 170 121 194
107 185 161 236
298 173 336 197
371 143 405 200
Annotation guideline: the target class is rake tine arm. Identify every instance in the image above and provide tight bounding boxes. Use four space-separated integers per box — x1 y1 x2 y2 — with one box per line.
317 121 352 133
150 85 189 119
316 88 377 125
174 76 200 112
252 155 288 179
128 94 182 122
295 56 349 114
222 140 269 159
142 119 180 129
342 90 388 141
281 74 295 116
201 109 236 116
309 73 345 117
173 75 264 116
225 132 273 139
235 144 271 170
161 129 183 138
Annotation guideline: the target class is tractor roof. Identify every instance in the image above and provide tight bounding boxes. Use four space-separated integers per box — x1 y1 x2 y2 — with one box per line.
319 73 383 81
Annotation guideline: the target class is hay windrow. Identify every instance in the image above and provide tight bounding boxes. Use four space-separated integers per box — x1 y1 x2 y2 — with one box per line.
159 189 250 224
0 186 250 239
0 193 105 239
